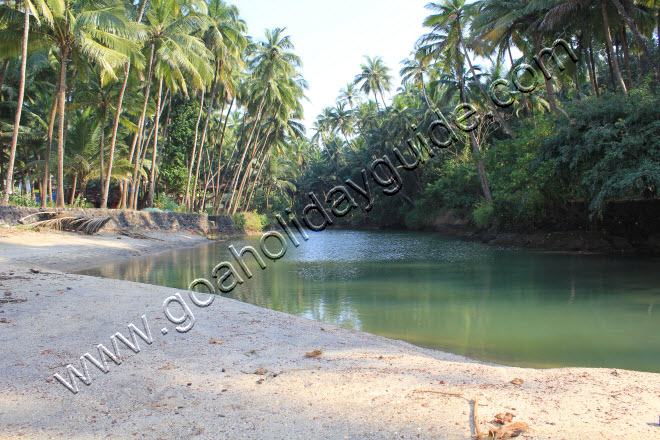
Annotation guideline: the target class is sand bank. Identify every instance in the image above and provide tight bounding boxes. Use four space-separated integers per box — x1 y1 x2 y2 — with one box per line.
0 228 658 439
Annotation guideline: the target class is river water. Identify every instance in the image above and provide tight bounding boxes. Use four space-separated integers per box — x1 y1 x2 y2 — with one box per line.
78 230 660 372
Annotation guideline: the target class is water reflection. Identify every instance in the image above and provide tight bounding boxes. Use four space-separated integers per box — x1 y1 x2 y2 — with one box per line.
78 230 660 372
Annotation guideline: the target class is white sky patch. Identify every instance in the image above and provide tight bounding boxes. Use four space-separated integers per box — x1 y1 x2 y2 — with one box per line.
233 0 428 132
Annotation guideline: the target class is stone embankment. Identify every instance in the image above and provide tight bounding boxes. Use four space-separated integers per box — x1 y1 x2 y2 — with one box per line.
0 206 237 235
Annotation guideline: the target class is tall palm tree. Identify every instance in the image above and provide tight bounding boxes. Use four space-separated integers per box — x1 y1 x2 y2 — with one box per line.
353 56 393 111
610 0 659 80
419 0 492 202
100 0 148 209
337 82 361 111
31 0 139 207
134 0 213 208
0 0 58 205
188 0 246 211
226 27 303 215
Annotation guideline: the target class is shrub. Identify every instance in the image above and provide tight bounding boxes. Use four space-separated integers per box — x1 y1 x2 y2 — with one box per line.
232 212 246 229
472 202 494 229
155 194 184 212
232 211 267 233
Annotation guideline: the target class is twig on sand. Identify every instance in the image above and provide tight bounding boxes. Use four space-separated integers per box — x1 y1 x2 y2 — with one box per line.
471 397 484 439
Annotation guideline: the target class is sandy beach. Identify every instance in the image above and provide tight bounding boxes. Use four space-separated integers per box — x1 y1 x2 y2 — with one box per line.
0 228 658 439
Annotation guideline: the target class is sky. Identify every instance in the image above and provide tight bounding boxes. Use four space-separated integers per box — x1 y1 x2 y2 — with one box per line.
232 0 429 133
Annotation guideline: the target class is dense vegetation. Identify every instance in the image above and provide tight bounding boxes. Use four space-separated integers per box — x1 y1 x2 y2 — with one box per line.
0 0 306 215
0 0 659 235
290 0 660 231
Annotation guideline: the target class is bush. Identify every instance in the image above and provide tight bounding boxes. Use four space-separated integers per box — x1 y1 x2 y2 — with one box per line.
8 194 39 207
233 212 246 229
233 211 268 233
472 202 494 229
154 194 184 212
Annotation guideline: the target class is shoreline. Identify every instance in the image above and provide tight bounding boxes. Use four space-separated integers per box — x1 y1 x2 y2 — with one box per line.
0 228 658 439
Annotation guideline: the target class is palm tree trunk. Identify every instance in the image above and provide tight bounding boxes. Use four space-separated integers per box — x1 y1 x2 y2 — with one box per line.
184 88 205 209
244 151 269 211
227 84 271 214
1 4 28 205
458 29 514 138
379 90 387 110
213 97 234 208
128 116 142 164
610 0 659 80
69 172 77 205
133 43 155 172
265 183 272 210
458 46 492 203
101 63 130 208
192 61 221 211
130 89 168 210
231 118 272 214
119 181 126 209
601 0 628 96
589 42 600 97
147 78 164 208
373 92 381 111
42 91 59 207
237 128 272 211
583 43 597 96
55 43 70 208
215 110 244 214
621 29 633 89
531 29 559 114
98 106 106 199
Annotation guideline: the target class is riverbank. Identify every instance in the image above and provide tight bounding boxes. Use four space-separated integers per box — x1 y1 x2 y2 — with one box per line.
0 228 658 439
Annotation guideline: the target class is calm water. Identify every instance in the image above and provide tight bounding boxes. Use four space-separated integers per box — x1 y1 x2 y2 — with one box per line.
78 230 660 372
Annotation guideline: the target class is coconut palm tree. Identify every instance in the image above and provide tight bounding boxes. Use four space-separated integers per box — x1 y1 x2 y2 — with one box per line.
419 0 493 202
29 0 141 207
226 27 303 215
0 0 59 205
353 55 393 110
337 82 361 111
134 0 214 207
188 0 247 211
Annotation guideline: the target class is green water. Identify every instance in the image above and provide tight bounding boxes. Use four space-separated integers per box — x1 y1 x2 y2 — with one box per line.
78 230 660 372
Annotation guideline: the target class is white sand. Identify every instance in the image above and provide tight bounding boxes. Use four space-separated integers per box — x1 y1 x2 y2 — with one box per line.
0 228 658 439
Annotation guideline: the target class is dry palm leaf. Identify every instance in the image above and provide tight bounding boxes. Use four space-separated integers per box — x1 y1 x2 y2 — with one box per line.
31 214 111 235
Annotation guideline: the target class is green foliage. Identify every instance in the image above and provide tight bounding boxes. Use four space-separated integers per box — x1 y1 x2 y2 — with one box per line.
404 206 431 230
472 202 494 229
232 212 246 229
232 211 267 232
424 157 481 210
154 193 184 212
540 91 660 218
8 194 40 207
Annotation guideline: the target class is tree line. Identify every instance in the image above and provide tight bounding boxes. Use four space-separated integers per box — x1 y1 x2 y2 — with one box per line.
278 0 660 231
0 0 307 215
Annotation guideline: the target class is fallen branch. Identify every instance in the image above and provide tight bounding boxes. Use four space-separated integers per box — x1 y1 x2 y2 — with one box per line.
471 397 484 439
